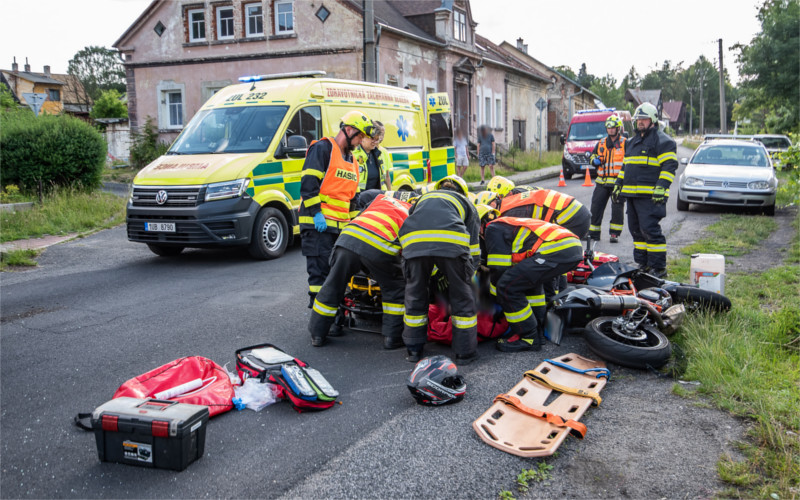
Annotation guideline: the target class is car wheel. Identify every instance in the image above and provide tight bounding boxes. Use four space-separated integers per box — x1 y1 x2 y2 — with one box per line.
248 207 289 260
147 244 184 257
763 204 775 216
676 198 690 212
562 165 573 180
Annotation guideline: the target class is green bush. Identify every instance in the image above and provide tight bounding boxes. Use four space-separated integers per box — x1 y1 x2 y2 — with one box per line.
130 117 170 168
0 110 106 193
90 89 127 119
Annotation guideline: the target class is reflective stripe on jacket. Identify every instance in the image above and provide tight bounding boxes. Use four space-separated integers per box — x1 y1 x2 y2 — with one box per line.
590 136 626 185
500 189 583 226
339 194 411 256
485 217 581 267
615 127 678 197
299 137 360 230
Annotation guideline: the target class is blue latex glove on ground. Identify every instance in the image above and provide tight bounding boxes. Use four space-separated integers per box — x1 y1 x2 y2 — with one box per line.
591 158 602 167
313 212 327 232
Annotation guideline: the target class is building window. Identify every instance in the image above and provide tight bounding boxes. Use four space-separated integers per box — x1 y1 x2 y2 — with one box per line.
217 6 234 39
154 21 165 37
188 8 206 42
165 91 183 128
275 0 294 34
245 3 263 37
315 5 330 22
485 97 491 128
47 89 60 101
386 74 398 87
495 98 502 129
453 9 466 42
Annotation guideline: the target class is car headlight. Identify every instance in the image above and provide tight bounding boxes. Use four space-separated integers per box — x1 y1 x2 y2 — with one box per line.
748 180 770 190
684 177 705 187
205 178 249 201
563 150 574 161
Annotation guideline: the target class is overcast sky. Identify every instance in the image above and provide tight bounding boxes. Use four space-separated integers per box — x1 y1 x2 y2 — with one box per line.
0 0 763 84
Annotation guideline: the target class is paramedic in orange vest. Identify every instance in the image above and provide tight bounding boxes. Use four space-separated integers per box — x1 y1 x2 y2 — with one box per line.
308 193 413 348
300 111 376 307
485 217 583 352
588 115 626 242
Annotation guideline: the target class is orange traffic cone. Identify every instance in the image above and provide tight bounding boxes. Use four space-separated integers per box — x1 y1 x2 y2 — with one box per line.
581 166 594 187
557 167 567 187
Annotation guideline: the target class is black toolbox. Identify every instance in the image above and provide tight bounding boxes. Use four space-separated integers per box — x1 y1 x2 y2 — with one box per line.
91 397 209 471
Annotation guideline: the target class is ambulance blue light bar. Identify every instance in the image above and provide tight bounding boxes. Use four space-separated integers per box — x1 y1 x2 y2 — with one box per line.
576 108 617 115
238 71 327 83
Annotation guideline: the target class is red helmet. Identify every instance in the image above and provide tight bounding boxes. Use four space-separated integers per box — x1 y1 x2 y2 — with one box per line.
406 355 466 406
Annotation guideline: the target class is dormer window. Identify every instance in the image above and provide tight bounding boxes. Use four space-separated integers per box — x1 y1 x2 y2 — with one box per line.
453 8 466 42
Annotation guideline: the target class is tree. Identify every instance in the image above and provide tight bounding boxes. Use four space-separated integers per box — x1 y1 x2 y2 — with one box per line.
734 0 800 133
67 46 125 101
640 60 685 101
621 66 641 92
577 63 595 89
590 74 625 109
90 89 127 119
553 65 577 82
0 82 18 109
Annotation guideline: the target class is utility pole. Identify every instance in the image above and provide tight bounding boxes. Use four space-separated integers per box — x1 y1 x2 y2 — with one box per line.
362 0 376 83
688 87 695 136
700 82 706 135
718 39 727 133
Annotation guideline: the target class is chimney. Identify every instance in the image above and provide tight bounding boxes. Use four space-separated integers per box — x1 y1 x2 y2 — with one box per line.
43 65 50 77
516 37 528 54
12 57 18 72
24 57 30 72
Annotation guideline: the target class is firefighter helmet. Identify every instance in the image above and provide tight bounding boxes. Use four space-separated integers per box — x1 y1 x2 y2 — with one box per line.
340 110 377 138
486 176 515 197
475 204 500 223
435 175 469 197
475 190 499 207
605 115 623 130
633 103 658 124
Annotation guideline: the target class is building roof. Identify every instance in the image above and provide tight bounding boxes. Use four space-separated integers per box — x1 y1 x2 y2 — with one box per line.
386 0 443 16
1 70 64 86
625 88 661 107
662 100 684 123
474 34 549 83
344 0 443 45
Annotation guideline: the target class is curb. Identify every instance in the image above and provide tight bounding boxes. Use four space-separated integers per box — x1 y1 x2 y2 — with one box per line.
467 167 562 192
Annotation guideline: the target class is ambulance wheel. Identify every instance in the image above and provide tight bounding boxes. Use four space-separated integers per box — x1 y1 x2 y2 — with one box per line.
249 207 288 260
147 244 184 257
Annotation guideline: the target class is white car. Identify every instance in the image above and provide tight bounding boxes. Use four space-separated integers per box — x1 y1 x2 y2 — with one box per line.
677 139 777 216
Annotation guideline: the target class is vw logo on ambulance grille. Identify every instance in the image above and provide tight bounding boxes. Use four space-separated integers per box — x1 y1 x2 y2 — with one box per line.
155 190 168 205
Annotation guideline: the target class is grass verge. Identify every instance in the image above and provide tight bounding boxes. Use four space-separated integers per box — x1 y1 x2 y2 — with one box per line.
0 248 41 270
0 189 126 243
667 210 800 498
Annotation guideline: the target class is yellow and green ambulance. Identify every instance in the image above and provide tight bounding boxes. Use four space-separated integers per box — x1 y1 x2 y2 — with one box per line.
127 72 455 259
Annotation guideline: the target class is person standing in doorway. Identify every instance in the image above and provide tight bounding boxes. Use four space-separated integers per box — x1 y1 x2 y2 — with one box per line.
454 130 469 177
477 125 496 185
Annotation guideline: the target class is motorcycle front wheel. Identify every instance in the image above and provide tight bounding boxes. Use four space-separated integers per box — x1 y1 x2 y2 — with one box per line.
584 316 671 369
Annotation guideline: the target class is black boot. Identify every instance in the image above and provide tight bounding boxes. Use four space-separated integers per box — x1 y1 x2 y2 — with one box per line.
456 351 480 365
383 336 405 350
406 345 424 362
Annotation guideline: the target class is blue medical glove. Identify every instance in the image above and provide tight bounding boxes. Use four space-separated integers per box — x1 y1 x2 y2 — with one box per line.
591 158 602 167
313 212 327 232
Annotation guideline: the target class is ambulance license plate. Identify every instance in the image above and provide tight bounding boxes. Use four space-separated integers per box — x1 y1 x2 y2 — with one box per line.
145 222 176 232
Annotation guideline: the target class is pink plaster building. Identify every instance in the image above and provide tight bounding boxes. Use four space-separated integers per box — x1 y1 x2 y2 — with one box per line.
115 0 551 149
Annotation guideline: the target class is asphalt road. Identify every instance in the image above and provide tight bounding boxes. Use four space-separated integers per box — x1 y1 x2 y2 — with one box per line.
1 145 746 498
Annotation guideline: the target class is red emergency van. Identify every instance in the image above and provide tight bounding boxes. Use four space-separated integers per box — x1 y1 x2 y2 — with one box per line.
560 109 632 179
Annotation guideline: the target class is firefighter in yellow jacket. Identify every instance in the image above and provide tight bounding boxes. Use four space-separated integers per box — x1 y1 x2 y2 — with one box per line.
299 111 376 307
485 217 583 351
308 193 412 348
588 115 626 242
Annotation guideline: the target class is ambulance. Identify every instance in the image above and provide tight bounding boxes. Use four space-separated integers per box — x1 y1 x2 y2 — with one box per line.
126 72 455 259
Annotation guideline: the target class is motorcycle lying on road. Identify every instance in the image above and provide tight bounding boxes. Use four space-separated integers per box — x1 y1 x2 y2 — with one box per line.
546 241 731 370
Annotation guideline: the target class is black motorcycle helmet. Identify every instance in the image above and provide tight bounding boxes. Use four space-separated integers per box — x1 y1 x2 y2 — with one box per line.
407 355 466 406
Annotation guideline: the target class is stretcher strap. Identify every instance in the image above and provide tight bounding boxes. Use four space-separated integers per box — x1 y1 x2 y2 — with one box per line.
544 359 610 379
524 371 602 406
493 394 587 439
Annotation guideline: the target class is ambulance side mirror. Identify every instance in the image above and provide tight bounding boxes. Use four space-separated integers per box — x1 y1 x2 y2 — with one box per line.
279 135 308 159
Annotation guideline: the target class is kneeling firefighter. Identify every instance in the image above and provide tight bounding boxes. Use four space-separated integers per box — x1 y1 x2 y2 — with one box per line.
485 217 583 352
498 188 591 239
308 193 413 348
399 175 481 364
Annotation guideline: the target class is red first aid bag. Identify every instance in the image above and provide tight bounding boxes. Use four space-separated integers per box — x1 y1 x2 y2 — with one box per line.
427 304 509 345
113 356 234 417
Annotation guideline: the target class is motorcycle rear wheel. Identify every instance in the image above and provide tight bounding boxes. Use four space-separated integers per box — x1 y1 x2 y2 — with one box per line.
584 316 671 369
668 286 731 312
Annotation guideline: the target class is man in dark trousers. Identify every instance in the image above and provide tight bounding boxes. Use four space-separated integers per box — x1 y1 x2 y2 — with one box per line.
398 175 481 364
613 103 677 278
299 111 376 307
588 115 627 242
308 193 412 348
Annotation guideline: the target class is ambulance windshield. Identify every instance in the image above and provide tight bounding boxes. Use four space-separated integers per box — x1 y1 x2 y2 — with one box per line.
168 105 289 154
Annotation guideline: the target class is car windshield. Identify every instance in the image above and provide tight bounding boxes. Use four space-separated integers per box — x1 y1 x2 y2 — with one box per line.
692 145 770 167
755 137 791 149
568 121 607 141
168 105 288 154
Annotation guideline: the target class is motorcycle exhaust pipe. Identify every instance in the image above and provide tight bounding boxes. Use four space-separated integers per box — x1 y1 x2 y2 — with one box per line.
587 295 641 311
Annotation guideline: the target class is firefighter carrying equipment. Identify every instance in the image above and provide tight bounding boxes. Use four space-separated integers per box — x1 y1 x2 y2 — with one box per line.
299 137 360 231
487 176 515 197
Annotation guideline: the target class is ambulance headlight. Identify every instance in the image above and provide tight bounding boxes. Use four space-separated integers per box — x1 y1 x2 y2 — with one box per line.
205 178 249 201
